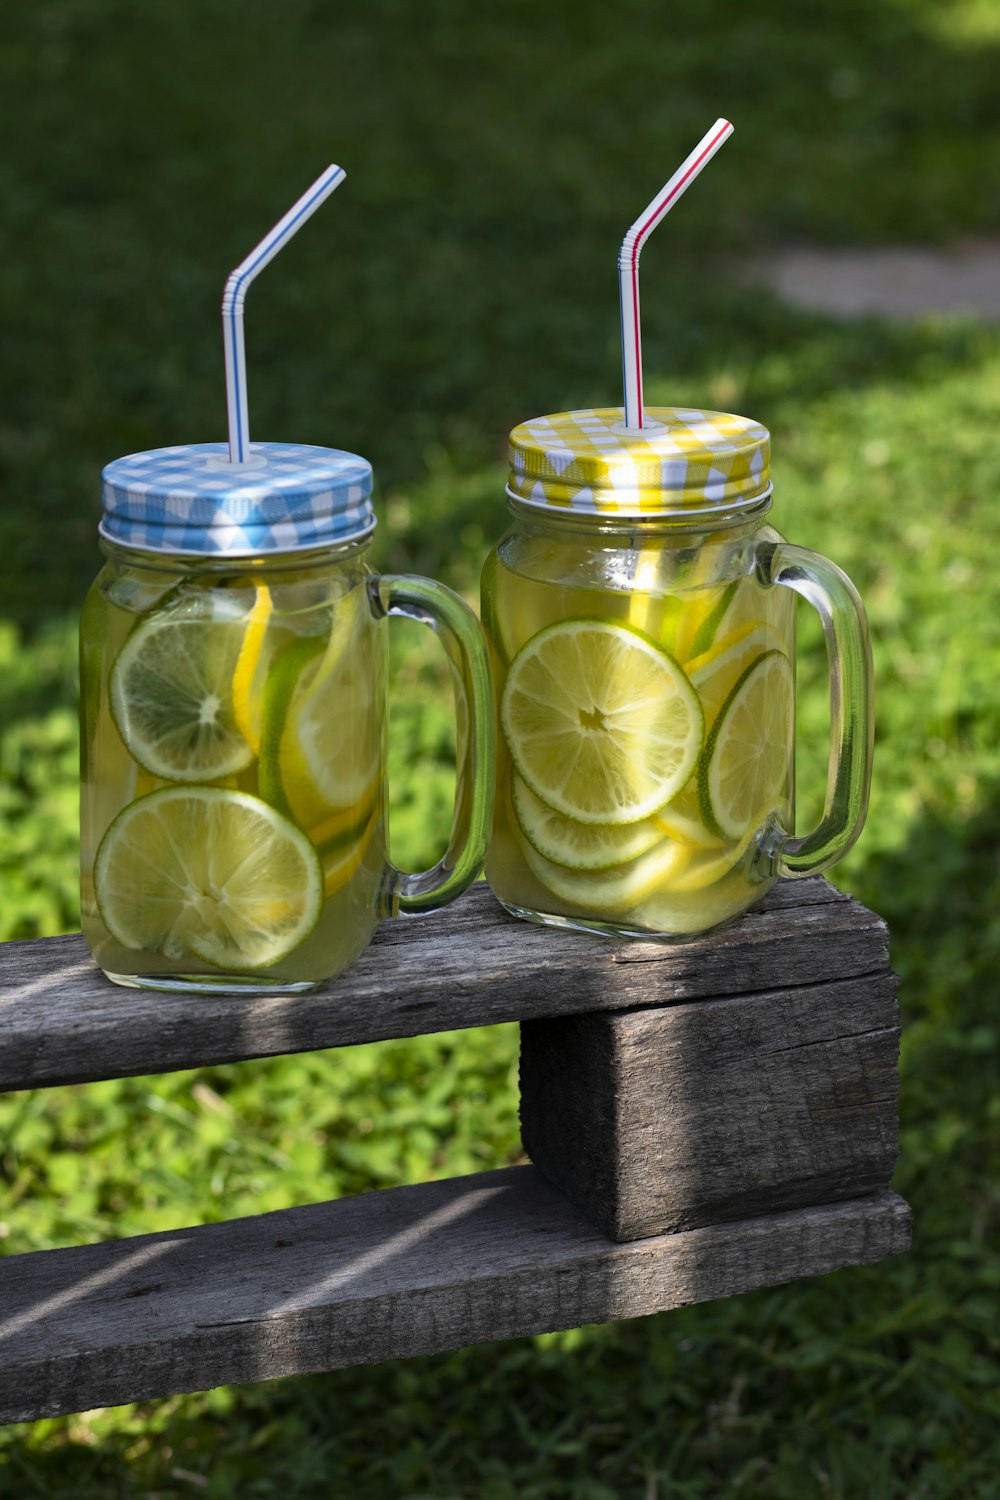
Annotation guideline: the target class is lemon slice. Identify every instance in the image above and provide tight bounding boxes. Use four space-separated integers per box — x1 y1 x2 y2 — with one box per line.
676 579 740 662
258 634 325 817
231 582 274 754
321 805 381 898
520 830 692 914
258 587 380 829
501 619 703 827
700 651 793 839
687 622 783 727
626 541 685 649
667 820 761 892
637 884 748 937
685 576 780 664
94 787 322 971
653 781 724 850
110 592 257 781
512 773 663 871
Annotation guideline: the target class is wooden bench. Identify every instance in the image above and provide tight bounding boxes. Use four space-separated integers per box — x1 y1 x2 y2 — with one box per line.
0 878 910 1425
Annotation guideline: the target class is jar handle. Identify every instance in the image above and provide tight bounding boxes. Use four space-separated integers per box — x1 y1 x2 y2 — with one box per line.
757 542 874 879
371 574 495 915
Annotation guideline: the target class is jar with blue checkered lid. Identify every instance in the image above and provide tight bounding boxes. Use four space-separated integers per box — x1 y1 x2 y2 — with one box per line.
80 439 494 992
481 405 873 940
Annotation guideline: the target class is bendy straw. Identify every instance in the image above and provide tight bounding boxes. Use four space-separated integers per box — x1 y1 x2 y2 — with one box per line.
619 119 733 430
222 164 346 463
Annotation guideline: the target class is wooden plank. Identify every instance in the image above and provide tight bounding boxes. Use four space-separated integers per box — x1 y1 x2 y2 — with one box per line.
0 1165 911 1423
0 879 888 1092
521 971 901 1241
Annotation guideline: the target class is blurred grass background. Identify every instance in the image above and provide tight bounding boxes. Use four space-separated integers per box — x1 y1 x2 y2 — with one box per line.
1 0 999 1494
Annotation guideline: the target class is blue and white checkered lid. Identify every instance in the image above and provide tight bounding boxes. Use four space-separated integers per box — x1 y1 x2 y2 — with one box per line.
101 442 375 556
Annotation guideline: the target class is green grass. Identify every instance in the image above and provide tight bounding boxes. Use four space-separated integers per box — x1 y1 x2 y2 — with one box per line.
1 0 999 1493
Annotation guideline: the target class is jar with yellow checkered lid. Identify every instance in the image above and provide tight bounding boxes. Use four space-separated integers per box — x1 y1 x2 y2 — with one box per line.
481 405 873 940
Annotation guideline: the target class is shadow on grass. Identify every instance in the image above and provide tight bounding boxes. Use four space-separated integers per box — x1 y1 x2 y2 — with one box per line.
1 0 999 623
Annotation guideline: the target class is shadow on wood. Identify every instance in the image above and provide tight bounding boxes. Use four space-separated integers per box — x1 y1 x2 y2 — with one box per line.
0 1166 910 1424
0 878 911 1424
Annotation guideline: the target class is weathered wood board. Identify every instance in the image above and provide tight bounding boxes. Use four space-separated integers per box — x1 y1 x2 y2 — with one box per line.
0 879 889 1091
520 971 901 1241
0 1165 911 1425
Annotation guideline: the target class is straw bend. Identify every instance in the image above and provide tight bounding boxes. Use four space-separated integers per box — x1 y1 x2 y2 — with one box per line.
222 163 347 463
618 119 733 429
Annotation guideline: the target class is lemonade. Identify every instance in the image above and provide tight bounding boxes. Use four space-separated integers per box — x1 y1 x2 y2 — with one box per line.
80 547 388 991
480 160 873 938
482 513 796 939
81 163 496 991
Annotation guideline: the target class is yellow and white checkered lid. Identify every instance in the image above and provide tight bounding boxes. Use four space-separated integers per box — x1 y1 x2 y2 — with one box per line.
508 407 770 518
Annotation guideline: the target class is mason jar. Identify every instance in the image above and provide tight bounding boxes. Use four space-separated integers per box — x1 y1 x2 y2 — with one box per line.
481 406 872 940
81 441 494 993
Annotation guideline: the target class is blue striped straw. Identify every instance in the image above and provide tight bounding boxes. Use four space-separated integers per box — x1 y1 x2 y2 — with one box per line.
222 164 347 464
618 120 733 430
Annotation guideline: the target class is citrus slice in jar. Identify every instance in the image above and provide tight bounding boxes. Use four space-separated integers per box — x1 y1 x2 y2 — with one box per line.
652 781 724 850
501 619 703 826
111 591 261 781
258 585 380 830
230 582 274 754
94 787 323 970
687 621 781 727
676 579 741 662
511 773 664 871
520 830 692 914
699 651 793 839
320 804 381 899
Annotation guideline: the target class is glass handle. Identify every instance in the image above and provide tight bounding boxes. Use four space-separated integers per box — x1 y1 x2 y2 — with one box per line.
758 542 874 879
372 574 495 915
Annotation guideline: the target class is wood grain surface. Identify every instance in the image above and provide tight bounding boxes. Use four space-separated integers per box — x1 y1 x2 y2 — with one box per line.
0 1165 911 1424
521 971 901 1240
0 879 888 1092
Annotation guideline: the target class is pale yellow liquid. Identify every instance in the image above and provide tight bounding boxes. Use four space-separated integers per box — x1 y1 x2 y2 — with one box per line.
80 558 387 991
482 539 795 939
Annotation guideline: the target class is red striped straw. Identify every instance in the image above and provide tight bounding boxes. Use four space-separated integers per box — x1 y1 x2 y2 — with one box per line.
222 164 346 464
619 119 734 430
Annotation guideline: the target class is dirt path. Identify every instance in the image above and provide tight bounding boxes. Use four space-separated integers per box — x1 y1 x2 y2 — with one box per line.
741 238 1000 320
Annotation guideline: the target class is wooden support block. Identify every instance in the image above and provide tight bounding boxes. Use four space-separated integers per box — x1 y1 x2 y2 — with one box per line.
0 1165 910 1425
521 965 901 1242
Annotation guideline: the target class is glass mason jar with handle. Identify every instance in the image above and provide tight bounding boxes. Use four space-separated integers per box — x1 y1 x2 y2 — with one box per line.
81 441 494 993
481 405 872 940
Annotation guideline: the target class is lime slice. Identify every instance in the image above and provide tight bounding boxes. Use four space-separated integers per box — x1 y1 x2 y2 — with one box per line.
501 619 703 827
512 773 663 871
258 587 380 830
700 651 793 839
94 787 323 970
231 582 274 754
111 592 256 781
520 830 692 914
650 623 782 852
